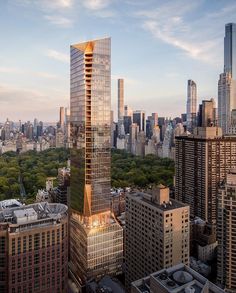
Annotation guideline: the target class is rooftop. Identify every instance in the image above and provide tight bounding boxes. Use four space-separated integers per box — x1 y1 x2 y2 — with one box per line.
131 263 224 293
0 202 68 229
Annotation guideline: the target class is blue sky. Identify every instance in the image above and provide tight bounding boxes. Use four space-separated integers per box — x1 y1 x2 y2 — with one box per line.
0 0 236 122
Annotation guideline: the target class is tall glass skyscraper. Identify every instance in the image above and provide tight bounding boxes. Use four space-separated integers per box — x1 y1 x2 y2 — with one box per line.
219 23 236 133
69 38 123 287
186 79 197 132
224 23 236 79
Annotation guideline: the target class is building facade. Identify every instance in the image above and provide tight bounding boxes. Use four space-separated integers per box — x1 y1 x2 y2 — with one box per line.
186 79 197 132
69 38 123 286
217 169 236 292
118 79 124 120
0 202 68 293
175 127 236 224
125 185 189 289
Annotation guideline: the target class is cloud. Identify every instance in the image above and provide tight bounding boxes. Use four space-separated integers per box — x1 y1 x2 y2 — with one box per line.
82 0 112 11
0 67 23 74
46 50 69 63
134 0 236 65
44 15 73 27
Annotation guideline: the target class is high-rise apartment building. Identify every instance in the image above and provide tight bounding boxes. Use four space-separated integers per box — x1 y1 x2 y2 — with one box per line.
0 202 68 293
125 185 189 289
69 38 123 287
118 79 124 120
218 23 236 134
175 127 236 224
217 169 236 291
186 80 197 132
133 110 146 133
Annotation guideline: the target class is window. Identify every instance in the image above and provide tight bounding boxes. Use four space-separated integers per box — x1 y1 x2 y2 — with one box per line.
0 237 5 253
34 234 40 250
17 238 21 254
12 239 16 256
23 237 26 253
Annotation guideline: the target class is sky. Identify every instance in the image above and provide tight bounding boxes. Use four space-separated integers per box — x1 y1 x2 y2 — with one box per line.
0 0 236 122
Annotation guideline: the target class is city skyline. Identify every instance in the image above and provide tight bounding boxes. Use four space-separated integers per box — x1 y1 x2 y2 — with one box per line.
0 0 236 120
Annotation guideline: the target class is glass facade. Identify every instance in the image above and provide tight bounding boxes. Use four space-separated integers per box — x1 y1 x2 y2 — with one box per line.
70 38 111 216
69 38 123 286
224 23 236 79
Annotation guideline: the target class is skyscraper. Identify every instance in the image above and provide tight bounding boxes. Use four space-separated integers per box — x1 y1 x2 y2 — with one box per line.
69 38 123 287
133 110 146 133
224 23 236 78
217 169 236 291
175 127 236 224
218 23 236 134
118 79 124 120
198 98 217 127
186 79 197 132
59 107 65 131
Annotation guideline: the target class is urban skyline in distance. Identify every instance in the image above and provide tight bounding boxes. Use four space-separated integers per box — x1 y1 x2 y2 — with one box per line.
0 0 236 121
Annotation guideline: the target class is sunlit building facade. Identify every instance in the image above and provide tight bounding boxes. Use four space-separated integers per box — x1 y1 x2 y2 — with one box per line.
69 38 123 287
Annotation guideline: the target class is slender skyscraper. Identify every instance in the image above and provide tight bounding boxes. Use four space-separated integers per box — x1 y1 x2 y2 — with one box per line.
69 38 123 288
224 23 236 78
118 78 124 120
218 23 236 134
59 106 65 131
186 79 197 132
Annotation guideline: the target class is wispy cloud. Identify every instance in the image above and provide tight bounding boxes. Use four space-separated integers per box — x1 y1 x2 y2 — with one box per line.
46 50 69 63
82 0 112 11
44 15 73 27
134 0 236 65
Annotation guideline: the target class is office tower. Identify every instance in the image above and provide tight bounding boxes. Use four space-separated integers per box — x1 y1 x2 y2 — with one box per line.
129 123 139 154
152 112 158 126
186 80 197 132
0 202 68 293
59 107 65 132
218 72 236 133
181 113 187 123
198 99 217 127
118 79 124 120
162 123 173 158
133 110 145 133
33 118 38 136
218 23 236 134
125 185 189 289
224 23 236 78
69 38 123 287
217 169 236 291
131 263 225 293
123 116 132 134
56 129 64 148
175 126 236 224
37 121 43 138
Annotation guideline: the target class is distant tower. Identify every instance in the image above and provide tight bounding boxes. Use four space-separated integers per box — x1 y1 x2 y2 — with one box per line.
186 79 197 132
118 79 124 120
218 23 236 134
59 107 65 131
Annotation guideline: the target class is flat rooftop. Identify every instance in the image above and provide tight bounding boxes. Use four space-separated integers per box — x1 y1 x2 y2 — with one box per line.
0 202 68 227
128 191 188 211
132 263 224 293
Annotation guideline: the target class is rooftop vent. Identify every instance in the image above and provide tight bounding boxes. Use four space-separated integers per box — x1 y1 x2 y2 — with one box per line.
166 280 176 288
173 271 193 285
159 273 168 280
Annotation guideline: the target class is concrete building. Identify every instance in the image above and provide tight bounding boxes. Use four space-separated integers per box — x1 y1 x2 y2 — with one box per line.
0 202 68 293
217 169 236 291
55 167 70 205
69 38 123 288
125 185 189 289
131 263 224 293
175 126 236 224
186 80 197 132
59 107 65 132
